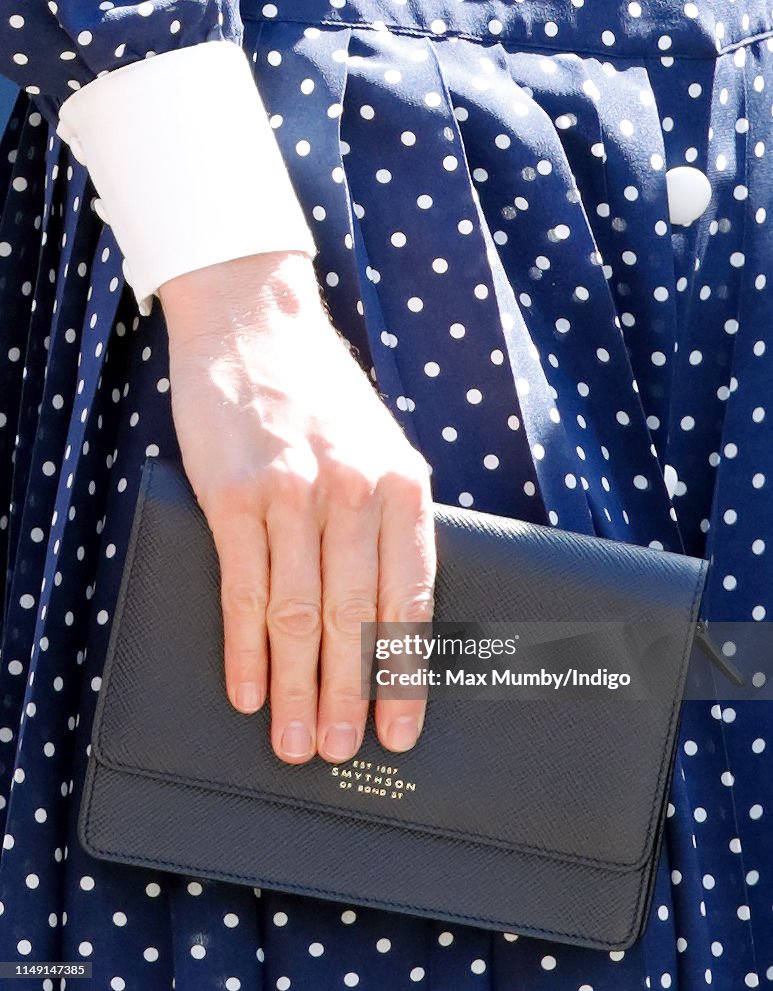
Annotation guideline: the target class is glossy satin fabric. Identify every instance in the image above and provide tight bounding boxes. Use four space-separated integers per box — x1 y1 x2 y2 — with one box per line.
2 1 773 988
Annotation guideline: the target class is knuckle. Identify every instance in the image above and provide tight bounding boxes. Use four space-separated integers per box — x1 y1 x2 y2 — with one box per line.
200 473 261 518
273 681 316 708
320 459 377 512
378 464 431 510
325 596 378 638
383 588 436 624
267 598 322 640
266 465 316 511
226 647 265 674
321 683 366 710
222 583 267 616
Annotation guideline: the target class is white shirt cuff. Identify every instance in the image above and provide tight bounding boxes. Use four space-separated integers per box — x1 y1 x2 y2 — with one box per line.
56 40 318 316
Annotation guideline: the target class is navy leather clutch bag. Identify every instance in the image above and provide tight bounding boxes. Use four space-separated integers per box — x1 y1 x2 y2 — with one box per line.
78 456 709 950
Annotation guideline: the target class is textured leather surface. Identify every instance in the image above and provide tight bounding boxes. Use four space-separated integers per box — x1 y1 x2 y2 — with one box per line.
78 456 708 950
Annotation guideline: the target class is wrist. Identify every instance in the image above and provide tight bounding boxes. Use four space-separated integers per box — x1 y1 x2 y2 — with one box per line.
160 251 323 344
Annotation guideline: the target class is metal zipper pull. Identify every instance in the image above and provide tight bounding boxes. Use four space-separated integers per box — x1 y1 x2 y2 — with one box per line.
694 619 745 687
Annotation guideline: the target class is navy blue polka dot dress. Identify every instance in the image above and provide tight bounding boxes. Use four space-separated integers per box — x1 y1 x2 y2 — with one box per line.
2 0 773 988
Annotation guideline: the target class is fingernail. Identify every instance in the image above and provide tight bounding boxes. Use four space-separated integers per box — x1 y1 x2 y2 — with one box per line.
234 683 262 713
281 721 312 759
322 723 358 761
387 716 419 752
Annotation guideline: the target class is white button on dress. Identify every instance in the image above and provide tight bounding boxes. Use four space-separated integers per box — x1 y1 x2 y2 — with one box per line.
665 165 713 226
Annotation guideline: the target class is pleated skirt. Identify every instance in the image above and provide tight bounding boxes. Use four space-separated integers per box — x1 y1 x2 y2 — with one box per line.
2 0 773 987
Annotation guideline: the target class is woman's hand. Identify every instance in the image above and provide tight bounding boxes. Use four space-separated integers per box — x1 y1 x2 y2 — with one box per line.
158 250 436 765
